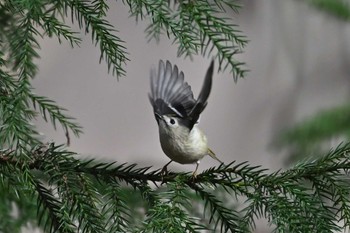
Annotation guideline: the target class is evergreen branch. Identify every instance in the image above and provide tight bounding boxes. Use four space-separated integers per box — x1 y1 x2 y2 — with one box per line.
212 0 242 13
39 12 81 46
68 144 350 231
192 0 248 81
3 143 350 231
124 0 247 81
140 201 201 233
277 104 350 144
265 183 338 232
64 0 129 77
0 87 41 151
29 93 83 137
35 180 76 233
194 163 337 231
272 103 350 163
126 178 160 215
274 144 350 181
0 56 16 91
310 175 350 229
3 0 125 78
0 157 39 233
0 3 82 148
309 0 350 21
191 184 247 233
125 0 201 57
143 1 201 57
40 150 106 233
240 194 260 231
77 160 163 183
100 181 131 233
239 174 339 232
91 0 110 18
74 174 106 233
167 179 206 232
0 3 42 151
330 177 350 229
140 179 205 232
4 143 350 188
0 151 76 233
248 144 350 231
7 5 40 80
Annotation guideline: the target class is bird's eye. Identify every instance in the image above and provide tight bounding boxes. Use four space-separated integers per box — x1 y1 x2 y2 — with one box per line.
170 118 176 125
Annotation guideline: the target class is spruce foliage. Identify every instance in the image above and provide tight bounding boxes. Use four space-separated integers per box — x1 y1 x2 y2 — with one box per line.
309 0 350 20
1 0 350 232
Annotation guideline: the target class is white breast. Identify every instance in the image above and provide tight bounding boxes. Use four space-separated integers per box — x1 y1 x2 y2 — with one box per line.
159 124 208 164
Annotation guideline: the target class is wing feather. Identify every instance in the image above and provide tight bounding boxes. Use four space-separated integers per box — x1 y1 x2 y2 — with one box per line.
149 60 195 119
189 60 214 124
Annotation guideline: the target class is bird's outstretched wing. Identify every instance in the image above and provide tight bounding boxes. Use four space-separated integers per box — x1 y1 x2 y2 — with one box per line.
189 60 214 125
149 60 214 129
149 60 196 119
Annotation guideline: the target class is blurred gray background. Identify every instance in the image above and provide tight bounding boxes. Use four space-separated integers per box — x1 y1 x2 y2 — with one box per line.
30 1 350 231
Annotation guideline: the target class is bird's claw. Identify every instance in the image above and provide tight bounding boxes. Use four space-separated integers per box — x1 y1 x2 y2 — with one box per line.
160 165 169 176
190 170 198 181
159 165 170 184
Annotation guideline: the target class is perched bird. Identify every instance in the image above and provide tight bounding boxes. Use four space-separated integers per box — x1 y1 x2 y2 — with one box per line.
148 60 223 177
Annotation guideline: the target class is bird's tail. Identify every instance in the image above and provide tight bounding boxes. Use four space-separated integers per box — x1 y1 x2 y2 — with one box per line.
208 148 224 164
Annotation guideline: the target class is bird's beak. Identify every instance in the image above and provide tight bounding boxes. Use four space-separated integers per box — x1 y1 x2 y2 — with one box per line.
155 113 163 122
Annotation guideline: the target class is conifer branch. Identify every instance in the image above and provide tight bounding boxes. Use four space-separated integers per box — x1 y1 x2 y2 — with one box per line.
123 0 248 81
35 180 76 233
29 93 83 137
64 0 129 77
272 103 350 163
139 180 205 232
0 78 41 152
39 13 81 46
100 182 130 233
191 184 248 232
309 0 350 20
2 143 350 231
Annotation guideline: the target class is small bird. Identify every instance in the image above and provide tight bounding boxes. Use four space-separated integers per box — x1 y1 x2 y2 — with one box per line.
148 60 223 177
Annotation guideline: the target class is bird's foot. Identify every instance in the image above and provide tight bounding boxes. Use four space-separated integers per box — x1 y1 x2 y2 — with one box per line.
159 160 173 183
160 165 169 176
190 161 200 181
190 170 198 181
